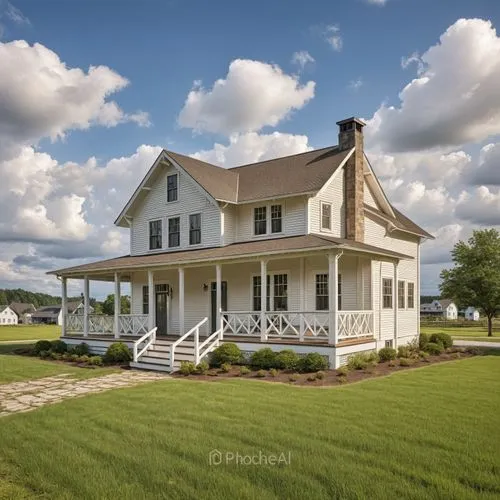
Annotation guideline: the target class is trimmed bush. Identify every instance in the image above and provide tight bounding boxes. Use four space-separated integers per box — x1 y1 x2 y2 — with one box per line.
104 342 132 364
89 356 103 366
419 333 430 349
50 352 62 360
78 355 90 364
275 349 300 370
347 352 378 370
180 361 196 375
337 375 347 384
419 351 430 361
220 362 231 373
269 368 278 377
39 350 51 359
429 333 453 349
424 342 444 355
211 343 242 367
336 366 349 377
399 358 412 367
465 346 481 355
307 374 317 382
196 361 209 374
239 366 251 376
50 340 68 354
250 348 278 369
388 360 396 367
34 340 52 355
70 354 79 362
288 373 299 382
316 371 325 380
72 343 90 356
397 345 411 358
378 347 397 362
298 353 328 373
256 369 267 378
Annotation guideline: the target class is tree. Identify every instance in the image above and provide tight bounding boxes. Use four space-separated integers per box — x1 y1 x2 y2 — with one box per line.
101 294 131 315
440 229 500 336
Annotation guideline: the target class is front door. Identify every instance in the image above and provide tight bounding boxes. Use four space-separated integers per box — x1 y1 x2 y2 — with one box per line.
210 281 227 333
155 285 169 336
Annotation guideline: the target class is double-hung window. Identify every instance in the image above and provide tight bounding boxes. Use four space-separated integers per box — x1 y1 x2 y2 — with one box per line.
252 275 271 311
271 205 282 233
273 274 288 311
398 281 406 309
149 220 162 250
407 282 415 309
142 286 149 314
321 202 331 230
167 174 178 202
189 213 201 245
383 278 393 309
315 273 342 310
254 207 267 235
168 217 180 248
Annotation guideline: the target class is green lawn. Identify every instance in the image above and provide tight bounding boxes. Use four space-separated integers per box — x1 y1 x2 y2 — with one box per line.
0 324 61 342
421 325 500 343
0 356 499 499
0 353 118 384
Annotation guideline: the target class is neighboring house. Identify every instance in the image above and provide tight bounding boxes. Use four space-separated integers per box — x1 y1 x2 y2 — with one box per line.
49 117 433 370
465 307 480 321
9 302 36 324
420 299 458 320
0 305 18 325
31 301 92 325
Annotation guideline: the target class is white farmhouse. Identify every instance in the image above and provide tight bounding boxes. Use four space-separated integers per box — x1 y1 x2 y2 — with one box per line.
420 299 458 320
49 117 434 370
0 305 18 325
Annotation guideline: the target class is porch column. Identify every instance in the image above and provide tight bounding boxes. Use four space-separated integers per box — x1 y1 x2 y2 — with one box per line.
148 270 155 331
178 267 185 334
61 277 67 337
260 259 267 341
328 253 339 345
299 257 305 339
83 275 89 337
393 261 399 348
215 264 222 331
114 272 121 338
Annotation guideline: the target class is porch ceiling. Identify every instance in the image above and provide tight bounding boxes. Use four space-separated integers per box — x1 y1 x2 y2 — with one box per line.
47 234 412 280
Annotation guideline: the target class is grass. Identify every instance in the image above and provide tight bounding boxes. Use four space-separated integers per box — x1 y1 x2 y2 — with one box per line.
0 356 499 499
0 351 118 384
0 325 61 342
421 325 500 343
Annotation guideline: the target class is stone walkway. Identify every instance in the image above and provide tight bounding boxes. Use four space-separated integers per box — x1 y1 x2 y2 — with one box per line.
0 371 168 417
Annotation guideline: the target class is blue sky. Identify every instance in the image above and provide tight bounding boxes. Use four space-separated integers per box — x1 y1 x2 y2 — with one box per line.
0 0 499 298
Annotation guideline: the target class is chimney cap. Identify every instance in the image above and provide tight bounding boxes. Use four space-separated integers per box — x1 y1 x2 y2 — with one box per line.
336 117 366 127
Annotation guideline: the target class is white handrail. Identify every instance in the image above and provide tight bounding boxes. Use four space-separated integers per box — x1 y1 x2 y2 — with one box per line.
133 327 157 362
171 317 208 370
198 328 223 361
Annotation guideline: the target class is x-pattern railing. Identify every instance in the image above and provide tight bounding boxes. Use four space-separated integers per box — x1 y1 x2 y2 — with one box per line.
338 311 374 338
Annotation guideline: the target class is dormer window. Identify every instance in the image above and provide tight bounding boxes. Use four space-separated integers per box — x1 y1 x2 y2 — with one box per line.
254 207 267 235
167 174 178 202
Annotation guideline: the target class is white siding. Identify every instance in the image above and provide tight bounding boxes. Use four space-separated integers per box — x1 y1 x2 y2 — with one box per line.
363 181 378 209
130 165 221 255
308 167 345 237
221 204 238 245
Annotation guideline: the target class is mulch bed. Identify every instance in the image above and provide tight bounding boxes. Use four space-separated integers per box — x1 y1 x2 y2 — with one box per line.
172 350 479 387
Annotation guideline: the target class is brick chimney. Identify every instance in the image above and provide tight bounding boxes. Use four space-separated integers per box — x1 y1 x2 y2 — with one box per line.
337 117 365 242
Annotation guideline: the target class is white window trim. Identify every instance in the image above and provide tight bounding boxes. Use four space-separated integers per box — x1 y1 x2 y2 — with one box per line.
314 269 342 311
188 212 203 247
250 270 289 311
407 281 415 309
148 218 163 252
382 277 393 309
320 201 332 232
166 172 179 204
167 214 181 248
252 203 285 238
398 280 406 310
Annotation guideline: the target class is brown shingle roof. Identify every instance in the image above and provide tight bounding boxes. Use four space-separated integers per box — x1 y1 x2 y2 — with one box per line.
48 234 412 278
8 302 36 316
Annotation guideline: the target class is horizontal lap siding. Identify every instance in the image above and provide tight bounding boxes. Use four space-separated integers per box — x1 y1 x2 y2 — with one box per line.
221 205 237 245
130 165 221 256
363 182 378 209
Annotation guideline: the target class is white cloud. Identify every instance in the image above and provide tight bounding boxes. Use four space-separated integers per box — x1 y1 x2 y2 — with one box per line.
324 24 343 52
365 0 387 5
455 186 500 225
366 19 500 152
4 1 30 24
291 50 315 70
348 78 363 91
191 131 311 168
178 59 315 136
469 142 500 185
0 40 150 160
401 51 425 74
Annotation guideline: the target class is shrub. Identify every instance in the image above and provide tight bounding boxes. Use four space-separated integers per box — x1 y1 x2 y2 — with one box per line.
39 350 51 359
62 353 72 361
298 353 328 373
316 371 325 380
424 342 444 355
220 362 231 373
397 345 411 358
307 374 317 382
465 346 481 355
239 366 251 376
89 356 103 366
347 352 378 370
211 343 242 366
419 351 430 361
50 340 68 354
72 343 90 356
256 369 267 378
70 354 79 362
78 355 90 364
50 352 62 360
269 368 278 377
451 352 462 359
429 333 453 349
399 358 412 367
275 350 300 370
250 348 278 369
288 373 299 382
180 361 196 375
388 360 396 367
337 375 347 384
34 340 52 355
378 347 397 362
196 361 209 374
336 365 349 377
104 342 132 364
419 333 430 349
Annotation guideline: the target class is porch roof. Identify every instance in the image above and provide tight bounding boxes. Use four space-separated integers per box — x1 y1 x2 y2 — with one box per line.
48 234 412 279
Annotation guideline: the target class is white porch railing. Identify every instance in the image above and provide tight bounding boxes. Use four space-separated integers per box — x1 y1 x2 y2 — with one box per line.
64 313 149 337
171 317 209 370
133 327 157 362
338 311 374 339
118 314 149 336
222 312 261 336
89 314 114 334
66 314 84 333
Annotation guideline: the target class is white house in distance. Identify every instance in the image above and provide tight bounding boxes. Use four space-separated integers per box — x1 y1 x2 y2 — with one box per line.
49 117 434 370
465 307 480 321
420 299 458 320
0 305 18 325
31 301 91 326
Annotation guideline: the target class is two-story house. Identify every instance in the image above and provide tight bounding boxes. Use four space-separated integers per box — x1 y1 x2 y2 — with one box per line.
49 117 433 370
420 299 458 320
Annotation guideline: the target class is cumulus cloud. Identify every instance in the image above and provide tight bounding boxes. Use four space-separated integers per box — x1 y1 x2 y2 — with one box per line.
291 50 315 70
469 142 500 186
191 131 311 168
178 59 315 136
366 19 500 152
0 40 150 160
455 186 500 225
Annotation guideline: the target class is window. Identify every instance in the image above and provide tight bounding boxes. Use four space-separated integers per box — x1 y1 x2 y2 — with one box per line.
271 204 282 233
254 207 267 235
316 274 328 311
252 275 270 311
149 220 162 250
321 202 331 230
398 280 406 309
167 174 178 202
168 217 180 247
189 213 201 245
142 286 149 314
273 274 288 311
407 282 415 309
385 340 393 348
383 278 393 309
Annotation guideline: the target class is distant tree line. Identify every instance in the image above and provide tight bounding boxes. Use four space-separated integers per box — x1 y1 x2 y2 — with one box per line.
0 288 90 308
420 295 441 303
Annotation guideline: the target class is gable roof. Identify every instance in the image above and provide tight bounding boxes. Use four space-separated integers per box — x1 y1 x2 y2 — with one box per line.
438 299 454 309
9 302 36 316
0 305 10 313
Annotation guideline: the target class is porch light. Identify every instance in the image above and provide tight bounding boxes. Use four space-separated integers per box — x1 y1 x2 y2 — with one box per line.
203 283 209 291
